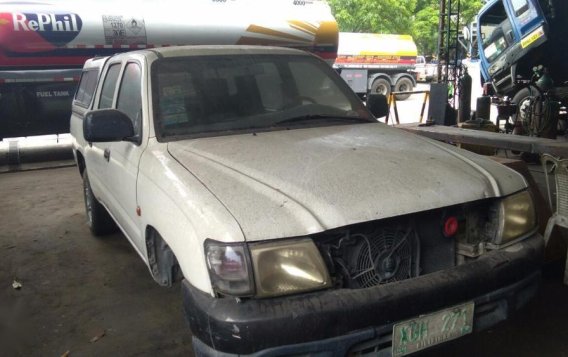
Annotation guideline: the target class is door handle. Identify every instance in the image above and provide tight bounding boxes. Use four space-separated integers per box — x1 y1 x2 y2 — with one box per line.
104 148 111 162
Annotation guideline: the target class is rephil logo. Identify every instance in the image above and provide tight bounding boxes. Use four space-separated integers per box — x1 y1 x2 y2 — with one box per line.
11 12 83 46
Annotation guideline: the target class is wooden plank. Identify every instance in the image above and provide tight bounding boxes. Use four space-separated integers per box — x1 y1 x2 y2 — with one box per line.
396 123 568 158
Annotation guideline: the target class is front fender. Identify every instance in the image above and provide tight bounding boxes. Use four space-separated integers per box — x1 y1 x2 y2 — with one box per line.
136 142 245 295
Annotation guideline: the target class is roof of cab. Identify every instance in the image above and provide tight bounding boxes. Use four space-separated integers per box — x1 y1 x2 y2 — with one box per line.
82 56 110 70
151 45 310 58
118 45 311 60
83 45 312 70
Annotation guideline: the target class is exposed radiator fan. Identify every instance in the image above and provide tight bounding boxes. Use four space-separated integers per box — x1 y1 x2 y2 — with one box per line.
342 227 419 288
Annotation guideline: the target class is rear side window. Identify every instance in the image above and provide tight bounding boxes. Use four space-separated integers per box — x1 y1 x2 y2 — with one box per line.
74 70 99 108
98 64 121 109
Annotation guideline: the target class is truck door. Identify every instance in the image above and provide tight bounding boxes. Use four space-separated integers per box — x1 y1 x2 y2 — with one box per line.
88 60 148 252
84 62 122 209
105 61 147 252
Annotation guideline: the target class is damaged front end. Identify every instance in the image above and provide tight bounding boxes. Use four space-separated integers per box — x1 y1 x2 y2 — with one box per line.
314 190 536 291
187 190 541 356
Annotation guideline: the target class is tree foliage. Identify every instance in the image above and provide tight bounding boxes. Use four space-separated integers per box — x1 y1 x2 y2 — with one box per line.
327 0 416 34
327 0 484 55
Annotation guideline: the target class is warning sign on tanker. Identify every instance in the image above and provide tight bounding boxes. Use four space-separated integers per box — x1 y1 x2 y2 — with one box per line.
102 15 147 46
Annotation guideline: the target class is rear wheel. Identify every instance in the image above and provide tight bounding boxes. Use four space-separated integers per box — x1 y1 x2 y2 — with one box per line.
83 170 116 236
369 78 391 99
394 77 413 100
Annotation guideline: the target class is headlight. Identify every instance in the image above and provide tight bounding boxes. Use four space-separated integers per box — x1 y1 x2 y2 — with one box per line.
494 190 537 246
249 238 331 298
205 238 331 298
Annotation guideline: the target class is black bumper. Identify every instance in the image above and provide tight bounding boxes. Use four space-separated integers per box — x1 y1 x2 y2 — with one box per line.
183 235 543 356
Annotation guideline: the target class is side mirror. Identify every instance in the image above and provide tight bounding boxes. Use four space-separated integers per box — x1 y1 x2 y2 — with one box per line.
367 94 389 119
83 109 134 142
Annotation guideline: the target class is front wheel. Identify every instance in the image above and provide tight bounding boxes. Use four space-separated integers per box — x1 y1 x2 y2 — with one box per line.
83 170 116 236
394 78 414 101
511 87 538 136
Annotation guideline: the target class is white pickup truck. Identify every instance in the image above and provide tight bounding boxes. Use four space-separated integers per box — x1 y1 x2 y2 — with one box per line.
414 55 438 82
70 45 543 356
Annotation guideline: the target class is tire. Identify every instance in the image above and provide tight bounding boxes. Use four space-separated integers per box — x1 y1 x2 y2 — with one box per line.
369 78 391 99
82 170 116 236
511 87 538 136
394 77 413 101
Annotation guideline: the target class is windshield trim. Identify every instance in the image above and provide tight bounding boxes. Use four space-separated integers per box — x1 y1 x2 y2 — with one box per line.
159 120 376 141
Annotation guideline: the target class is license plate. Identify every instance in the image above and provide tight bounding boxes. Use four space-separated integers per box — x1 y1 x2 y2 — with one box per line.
392 302 474 357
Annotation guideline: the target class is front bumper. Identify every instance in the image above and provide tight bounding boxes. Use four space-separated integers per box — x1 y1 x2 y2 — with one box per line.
183 234 543 356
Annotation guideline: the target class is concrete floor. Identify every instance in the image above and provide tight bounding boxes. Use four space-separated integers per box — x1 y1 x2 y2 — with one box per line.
1 165 567 357
0 166 192 356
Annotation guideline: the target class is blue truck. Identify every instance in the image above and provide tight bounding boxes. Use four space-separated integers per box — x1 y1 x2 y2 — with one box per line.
474 0 568 136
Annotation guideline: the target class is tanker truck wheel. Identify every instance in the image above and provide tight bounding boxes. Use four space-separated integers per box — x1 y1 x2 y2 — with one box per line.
369 78 391 100
83 171 117 236
394 78 413 100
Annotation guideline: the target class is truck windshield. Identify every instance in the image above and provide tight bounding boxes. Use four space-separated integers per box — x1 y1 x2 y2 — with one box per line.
152 54 372 140
479 1 514 63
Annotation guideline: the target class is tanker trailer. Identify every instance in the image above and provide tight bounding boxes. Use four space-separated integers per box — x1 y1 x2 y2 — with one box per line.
333 32 418 101
0 0 338 139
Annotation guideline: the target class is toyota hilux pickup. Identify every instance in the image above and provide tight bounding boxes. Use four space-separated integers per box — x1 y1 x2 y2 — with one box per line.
70 45 543 356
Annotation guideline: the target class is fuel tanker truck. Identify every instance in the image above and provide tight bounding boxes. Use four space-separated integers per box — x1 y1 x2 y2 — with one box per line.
0 0 338 139
333 32 418 101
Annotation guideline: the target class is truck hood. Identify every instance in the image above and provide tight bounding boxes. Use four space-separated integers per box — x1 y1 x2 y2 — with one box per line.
167 124 526 241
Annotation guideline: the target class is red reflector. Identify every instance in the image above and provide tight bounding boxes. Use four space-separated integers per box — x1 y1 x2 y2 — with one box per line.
444 216 458 237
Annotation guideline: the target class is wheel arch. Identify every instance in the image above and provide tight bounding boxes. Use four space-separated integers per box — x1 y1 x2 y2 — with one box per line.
75 150 86 176
145 225 182 287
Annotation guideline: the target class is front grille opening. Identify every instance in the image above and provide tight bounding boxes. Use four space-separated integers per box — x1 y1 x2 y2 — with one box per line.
321 225 420 289
314 200 496 290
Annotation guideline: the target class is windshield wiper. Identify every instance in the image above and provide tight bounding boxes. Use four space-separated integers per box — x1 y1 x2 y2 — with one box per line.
273 114 372 126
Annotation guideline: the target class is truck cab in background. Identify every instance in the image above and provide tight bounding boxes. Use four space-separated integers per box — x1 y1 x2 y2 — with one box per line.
475 0 568 136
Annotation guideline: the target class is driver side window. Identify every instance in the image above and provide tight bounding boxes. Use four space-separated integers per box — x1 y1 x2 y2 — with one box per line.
116 63 143 140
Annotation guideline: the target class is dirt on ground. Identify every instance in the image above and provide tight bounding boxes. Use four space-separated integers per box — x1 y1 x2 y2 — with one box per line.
0 166 193 356
1 165 567 357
